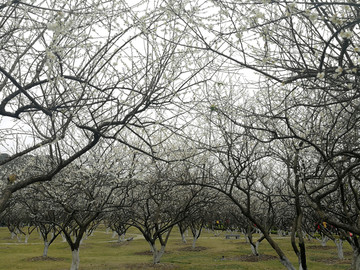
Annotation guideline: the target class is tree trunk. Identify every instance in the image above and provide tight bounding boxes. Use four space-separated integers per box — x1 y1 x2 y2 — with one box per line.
335 239 344 260
61 233 67 242
280 257 297 270
70 248 80 270
247 232 261 256
150 244 165 264
321 236 329 246
43 240 49 257
15 229 21 242
192 229 200 249
244 234 249 243
351 248 360 270
250 242 259 256
298 239 307 270
181 233 187 243
262 232 296 270
149 243 155 253
298 258 304 270
118 234 125 243
192 237 197 249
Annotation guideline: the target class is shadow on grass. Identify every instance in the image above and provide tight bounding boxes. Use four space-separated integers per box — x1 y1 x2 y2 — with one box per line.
26 256 65 262
134 250 172 256
123 262 179 269
110 241 131 247
227 254 277 262
177 246 207 252
312 257 351 265
307 245 334 250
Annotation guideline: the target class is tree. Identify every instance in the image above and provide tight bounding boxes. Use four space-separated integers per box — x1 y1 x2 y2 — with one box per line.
183 190 217 250
126 159 202 264
33 143 134 270
106 211 132 243
18 189 63 257
175 160 221 249
0 0 208 214
178 93 298 268
0 193 32 243
166 1 360 268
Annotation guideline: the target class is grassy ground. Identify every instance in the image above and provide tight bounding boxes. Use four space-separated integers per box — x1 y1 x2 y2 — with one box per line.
0 225 353 269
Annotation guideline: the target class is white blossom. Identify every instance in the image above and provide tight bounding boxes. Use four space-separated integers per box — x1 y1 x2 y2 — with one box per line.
316 72 325 79
255 11 265 20
47 22 58 32
339 30 353 39
335 66 343 74
287 3 296 12
330 14 341 25
307 12 318 22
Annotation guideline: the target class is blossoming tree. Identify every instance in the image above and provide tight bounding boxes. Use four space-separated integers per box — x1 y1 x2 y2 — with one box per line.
0 0 208 213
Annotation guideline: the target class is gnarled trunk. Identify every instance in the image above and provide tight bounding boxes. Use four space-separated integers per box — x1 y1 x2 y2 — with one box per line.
149 243 165 264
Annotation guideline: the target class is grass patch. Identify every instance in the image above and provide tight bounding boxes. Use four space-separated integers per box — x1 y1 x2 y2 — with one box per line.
0 226 354 269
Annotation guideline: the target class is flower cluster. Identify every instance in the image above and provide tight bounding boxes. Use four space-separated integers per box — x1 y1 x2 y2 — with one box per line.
316 72 325 79
330 14 342 25
339 30 353 39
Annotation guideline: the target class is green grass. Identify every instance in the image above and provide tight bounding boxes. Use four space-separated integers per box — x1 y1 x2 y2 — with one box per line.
0 226 353 269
